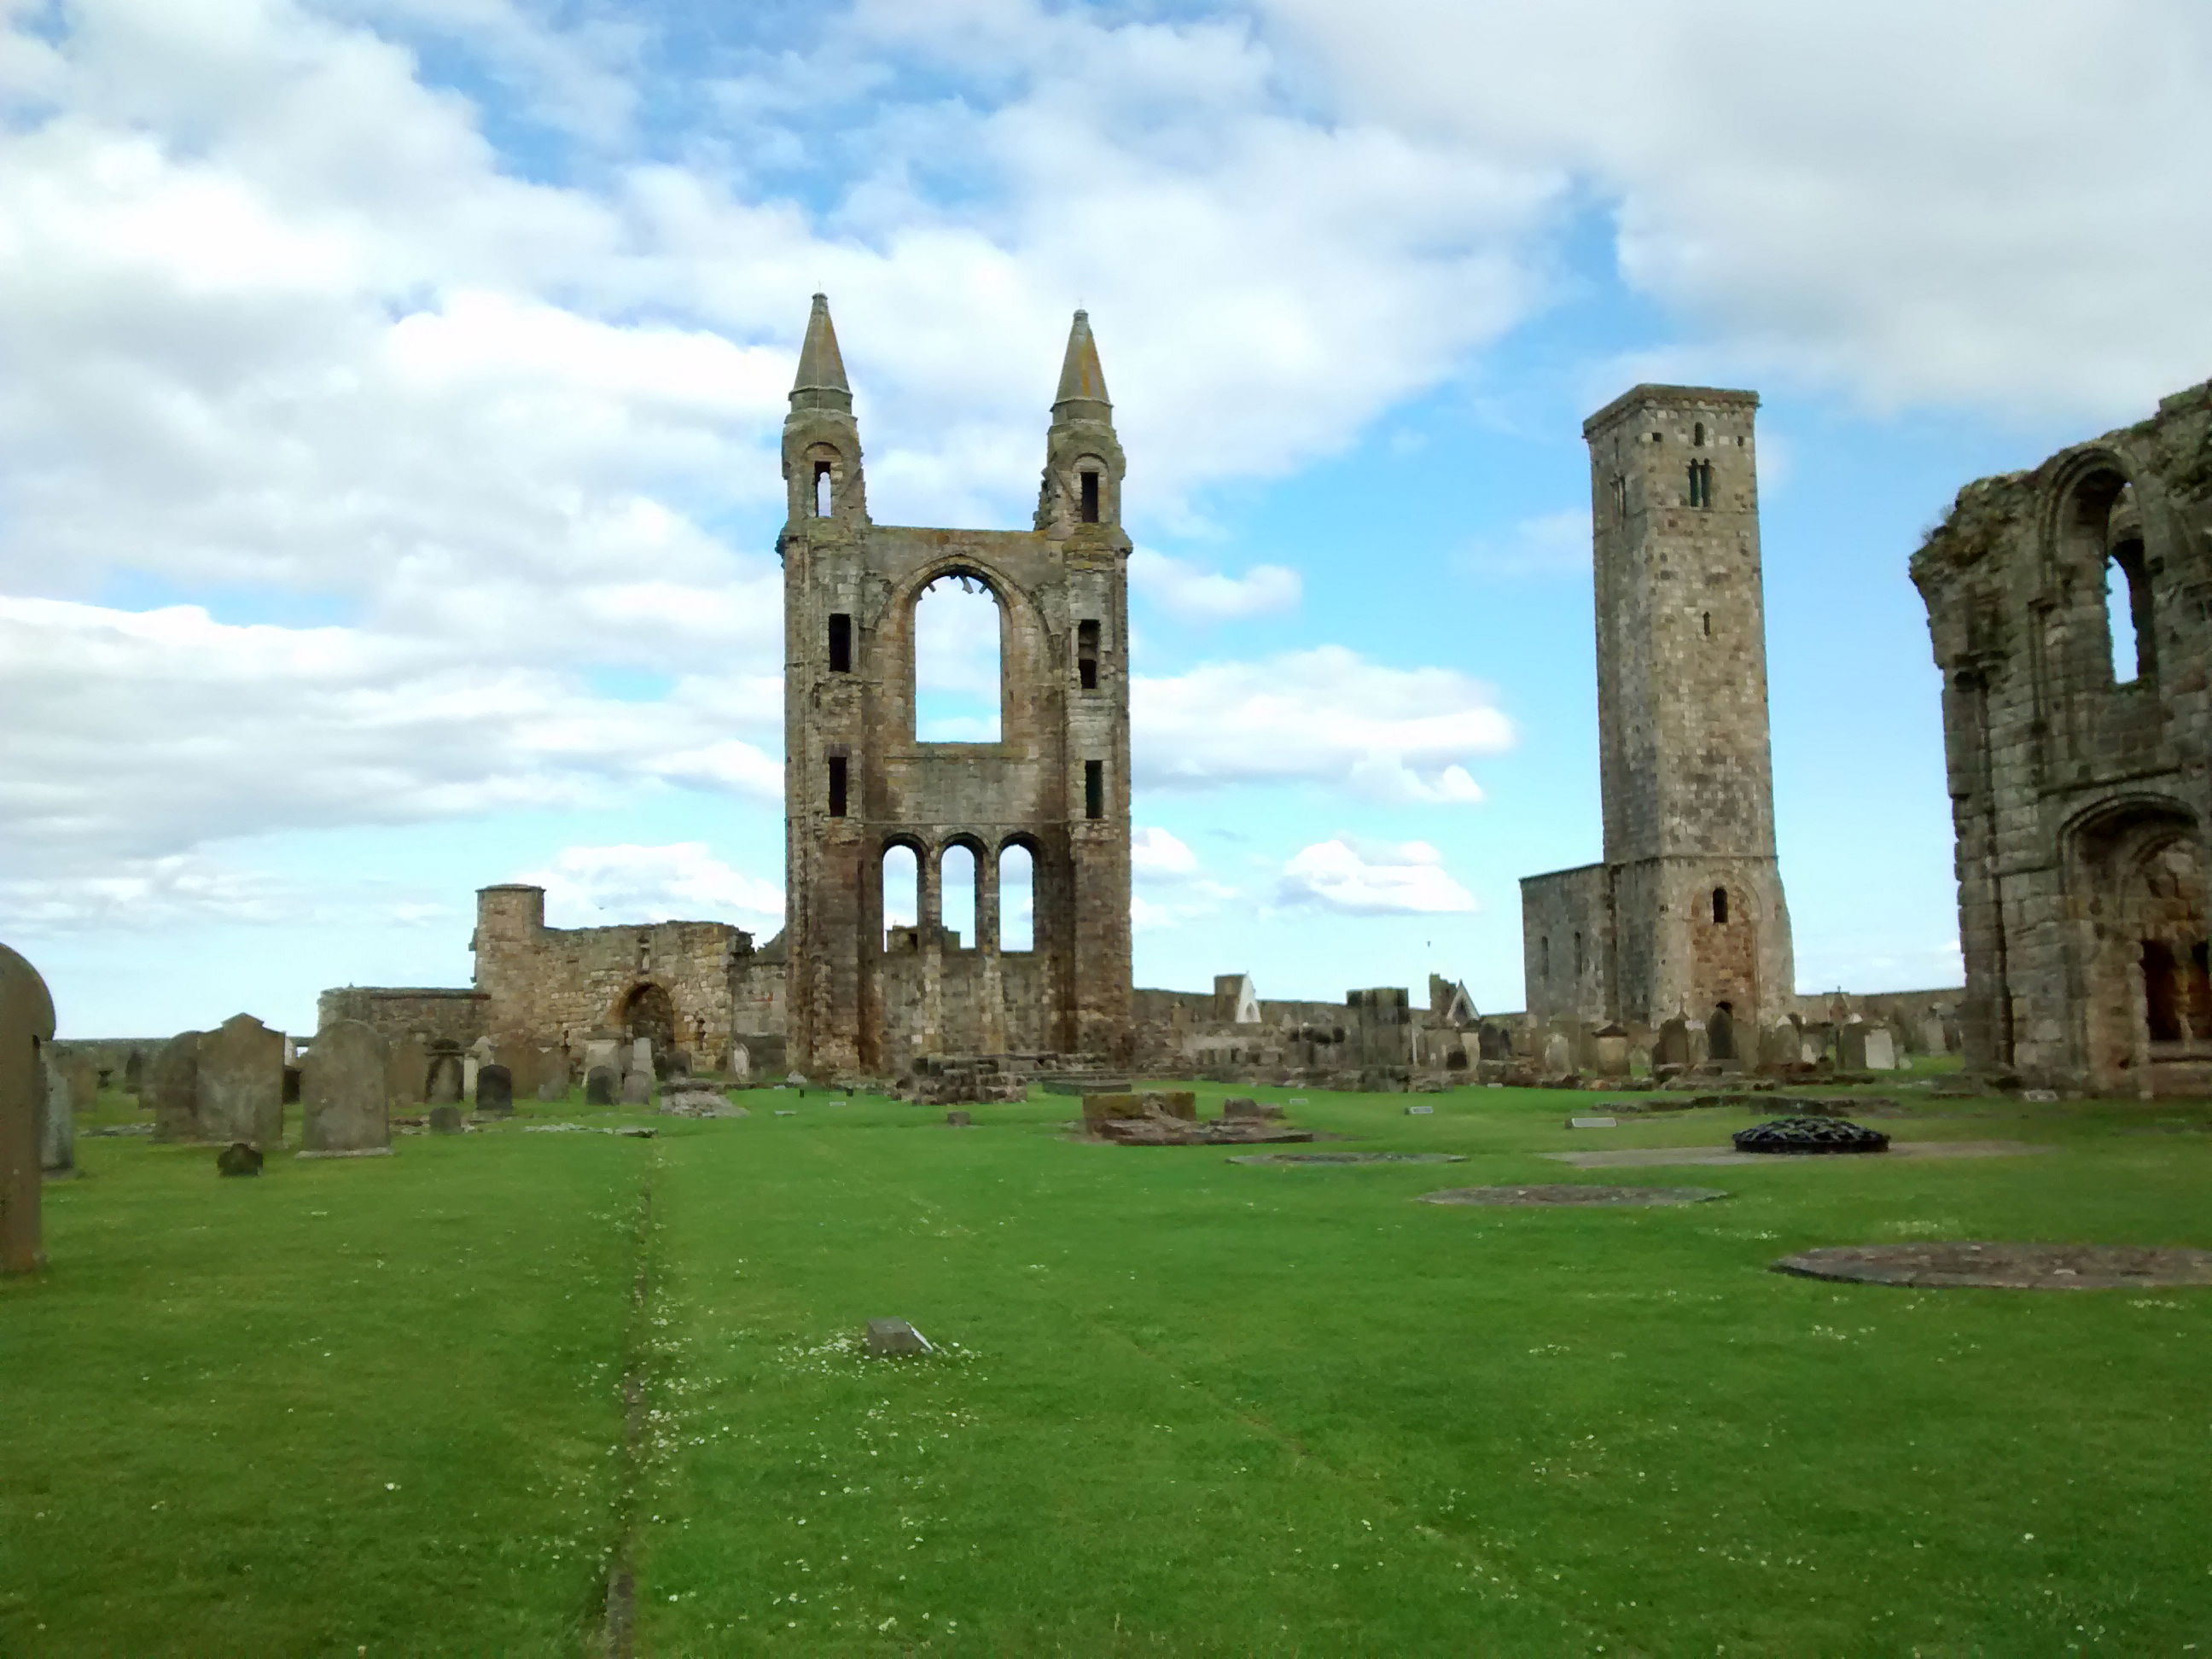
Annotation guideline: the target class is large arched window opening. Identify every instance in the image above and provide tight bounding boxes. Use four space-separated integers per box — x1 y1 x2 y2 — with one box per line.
940 843 979 952
2064 469 2156 688
998 841 1035 952
620 982 675 1056
913 572 1003 742
881 843 918 952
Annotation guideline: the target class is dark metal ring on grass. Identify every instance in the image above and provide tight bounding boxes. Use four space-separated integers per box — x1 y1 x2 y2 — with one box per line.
1418 1185 1728 1207
1227 1151 1468 1166
1733 1116 1891 1155
1773 1242 2212 1289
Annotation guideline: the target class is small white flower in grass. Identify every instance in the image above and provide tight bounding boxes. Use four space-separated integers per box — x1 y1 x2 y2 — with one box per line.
385 1483 399 1492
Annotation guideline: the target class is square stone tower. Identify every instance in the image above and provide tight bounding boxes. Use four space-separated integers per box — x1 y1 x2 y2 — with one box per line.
781 296 1133 1077
1521 385 1795 1057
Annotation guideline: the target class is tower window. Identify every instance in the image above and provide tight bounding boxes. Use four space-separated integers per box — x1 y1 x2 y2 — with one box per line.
1573 932 1584 978
1693 422 1705 446
1084 760 1104 820
1080 471 1101 524
1539 936 1550 981
828 755 847 818
1702 611 1711 637
1650 431 1663 444
812 460 832 516
1610 475 1627 519
828 613 852 673
1712 887 1728 924
1688 460 1714 509
2107 538 2154 685
1077 619 1100 690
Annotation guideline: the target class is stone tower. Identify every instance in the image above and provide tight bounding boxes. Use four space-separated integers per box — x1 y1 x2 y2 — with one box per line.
781 296 1134 1077
1521 385 1794 1058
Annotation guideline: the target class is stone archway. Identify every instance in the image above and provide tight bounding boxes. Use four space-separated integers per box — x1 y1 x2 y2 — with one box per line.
2071 801 2212 1094
618 981 676 1061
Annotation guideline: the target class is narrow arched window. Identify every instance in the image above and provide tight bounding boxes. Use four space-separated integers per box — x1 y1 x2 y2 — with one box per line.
1539 936 1550 981
828 613 852 673
1712 887 1729 924
1077 619 1100 690
1702 611 1711 638
1573 932 1584 978
2107 538 2154 685
1080 471 1101 524
1693 421 1705 446
812 460 832 516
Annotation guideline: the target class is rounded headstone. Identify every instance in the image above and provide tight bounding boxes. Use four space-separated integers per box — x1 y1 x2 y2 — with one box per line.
584 1067 615 1106
216 1141 265 1177
301 1020 391 1154
428 1104 464 1135
426 1052 463 1107
1 944 58 1274
474 1062 514 1117
198 1014 286 1149
620 1070 652 1107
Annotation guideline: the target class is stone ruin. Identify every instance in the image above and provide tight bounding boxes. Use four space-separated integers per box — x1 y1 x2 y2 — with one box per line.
1079 1090 1313 1146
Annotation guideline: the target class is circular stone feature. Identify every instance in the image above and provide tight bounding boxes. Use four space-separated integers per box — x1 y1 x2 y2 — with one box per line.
1228 1151 1467 1166
1418 1185 1727 1207
1774 1242 2212 1290
1733 1116 1890 1155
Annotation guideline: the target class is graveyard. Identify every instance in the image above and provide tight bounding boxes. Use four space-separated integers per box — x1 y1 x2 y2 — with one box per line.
8 1072 2212 1655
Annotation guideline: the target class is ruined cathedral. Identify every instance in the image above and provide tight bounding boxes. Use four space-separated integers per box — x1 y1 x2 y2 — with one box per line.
778 296 1135 1074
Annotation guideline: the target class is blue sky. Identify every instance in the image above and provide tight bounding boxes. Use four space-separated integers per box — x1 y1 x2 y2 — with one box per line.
3 0 2208 1036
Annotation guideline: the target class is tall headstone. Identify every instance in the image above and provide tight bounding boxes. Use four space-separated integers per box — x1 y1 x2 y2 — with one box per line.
1654 1016 1691 1068
464 1035 496 1097
197 1014 286 1149
1 943 57 1275
149 1031 203 1142
583 1037 620 1083
585 1066 615 1106
728 1042 752 1082
628 1037 654 1084
1861 1027 1899 1071
426 1051 463 1106
39 1049 74 1177
301 1020 391 1153
620 1069 652 1106
475 1063 514 1117
387 1033 430 1109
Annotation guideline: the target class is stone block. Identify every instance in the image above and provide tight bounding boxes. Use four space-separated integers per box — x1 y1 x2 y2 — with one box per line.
1081 1091 1145 1123
946 1110 971 1126
864 1318 934 1358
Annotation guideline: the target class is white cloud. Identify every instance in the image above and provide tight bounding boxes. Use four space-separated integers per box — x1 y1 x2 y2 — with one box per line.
1131 826 1201 879
1460 508 1592 580
0 598 782 882
517 842 784 930
1129 548 1301 621
1265 0 2212 420
1276 838 1476 916
1134 646 1511 800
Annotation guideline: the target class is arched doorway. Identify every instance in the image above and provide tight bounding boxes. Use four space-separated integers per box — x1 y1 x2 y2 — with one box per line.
1708 1003 1737 1062
2071 801 2211 1093
619 982 676 1062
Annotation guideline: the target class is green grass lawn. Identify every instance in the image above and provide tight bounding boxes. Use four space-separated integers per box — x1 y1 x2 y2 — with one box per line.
9 1080 2212 1656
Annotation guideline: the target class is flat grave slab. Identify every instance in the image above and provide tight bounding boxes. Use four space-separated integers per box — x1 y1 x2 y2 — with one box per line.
1569 1116 1617 1129
1227 1151 1467 1167
1420 1185 1727 1208
1548 1140 2058 1169
1773 1242 2212 1290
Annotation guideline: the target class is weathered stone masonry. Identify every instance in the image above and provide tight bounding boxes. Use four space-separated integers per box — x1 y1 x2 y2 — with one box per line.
780 295 1134 1076
1914 378 2212 1095
1521 385 1796 1056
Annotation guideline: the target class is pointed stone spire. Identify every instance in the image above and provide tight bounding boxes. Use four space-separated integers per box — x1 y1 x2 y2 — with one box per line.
791 293 851 411
1051 309 1110 419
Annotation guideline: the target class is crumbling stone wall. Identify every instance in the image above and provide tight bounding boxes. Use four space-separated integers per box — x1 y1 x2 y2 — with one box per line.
1522 385 1796 1038
317 987 486 1052
780 296 1133 1076
1131 977 1488 1087
471 884 754 1068
1913 378 2212 1094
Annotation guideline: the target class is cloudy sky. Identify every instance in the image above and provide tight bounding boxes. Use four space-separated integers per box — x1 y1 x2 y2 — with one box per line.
4 0 2208 1036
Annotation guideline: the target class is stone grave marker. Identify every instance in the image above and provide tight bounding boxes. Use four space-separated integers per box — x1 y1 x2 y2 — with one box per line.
216 1142 264 1177
40 1049 74 1176
197 1014 286 1149
582 1038 620 1085
2 944 57 1274
1862 1027 1899 1070
300 1020 390 1155
620 1070 652 1106
426 1051 463 1106
864 1318 933 1357
475 1063 514 1117
946 1110 971 1126
149 1031 203 1143
629 1037 653 1082
464 1035 496 1098
428 1105 464 1135
387 1033 431 1109
1406 1104 1435 1115
1569 1115 1618 1130
585 1067 615 1106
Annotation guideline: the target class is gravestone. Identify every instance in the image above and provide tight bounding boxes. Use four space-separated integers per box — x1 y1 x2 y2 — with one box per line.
864 1318 933 1357
1654 1017 1691 1068
464 1035 496 1098
585 1067 615 1106
1592 1024 1630 1076
1405 1103 1435 1115
1568 1115 1617 1130
2 945 57 1274
536 1080 565 1103
582 1038 620 1086
946 1110 971 1126
620 1070 652 1106
728 1043 752 1081
61 1053 98 1115
40 1050 74 1176
426 1051 463 1106
197 1014 286 1150
149 1031 203 1143
1759 1022 1799 1070
300 1020 390 1154
216 1141 263 1177
1862 1027 1899 1071
475 1063 514 1117
428 1104 463 1134
387 1033 431 1109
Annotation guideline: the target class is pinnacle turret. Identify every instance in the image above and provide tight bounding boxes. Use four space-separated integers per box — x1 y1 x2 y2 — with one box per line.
791 293 851 411
1051 309 1110 420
